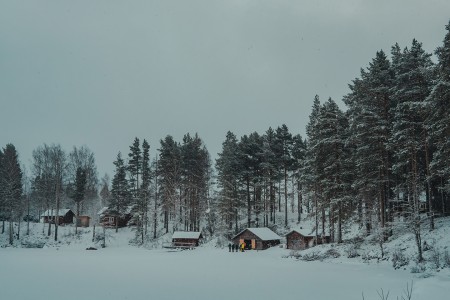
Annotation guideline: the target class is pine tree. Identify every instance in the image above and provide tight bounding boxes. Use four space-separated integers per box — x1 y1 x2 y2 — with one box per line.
128 137 142 200
302 95 322 238
426 20 450 215
72 167 87 234
68 146 99 217
216 131 242 234
390 39 434 234
344 51 394 235
316 98 350 243
275 124 293 227
0 144 23 245
139 139 151 243
291 134 306 223
110 152 130 232
261 128 278 226
158 135 181 233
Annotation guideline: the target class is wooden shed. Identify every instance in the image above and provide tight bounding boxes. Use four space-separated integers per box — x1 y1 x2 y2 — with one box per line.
232 227 281 250
172 231 203 248
97 206 132 228
41 209 75 225
286 229 330 250
76 216 91 227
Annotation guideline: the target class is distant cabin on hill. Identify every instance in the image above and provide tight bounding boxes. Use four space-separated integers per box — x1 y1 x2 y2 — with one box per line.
286 229 330 250
41 209 75 225
171 231 203 248
232 227 281 250
97 206 133 228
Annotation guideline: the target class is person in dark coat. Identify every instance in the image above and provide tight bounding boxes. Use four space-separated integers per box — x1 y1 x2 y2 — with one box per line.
228 243 232 252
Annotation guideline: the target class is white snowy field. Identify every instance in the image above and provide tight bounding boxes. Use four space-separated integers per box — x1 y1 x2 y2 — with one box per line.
1 246 449 300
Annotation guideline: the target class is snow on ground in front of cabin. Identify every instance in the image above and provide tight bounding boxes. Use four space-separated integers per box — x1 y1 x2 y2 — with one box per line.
1 244 449 300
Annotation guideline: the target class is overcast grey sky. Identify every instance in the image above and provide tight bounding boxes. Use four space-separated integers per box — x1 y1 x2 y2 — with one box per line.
1 0 449 178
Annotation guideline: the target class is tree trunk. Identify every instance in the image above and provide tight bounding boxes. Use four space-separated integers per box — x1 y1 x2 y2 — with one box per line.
9 221 14 245
424 138 434 230
284 168 288 227
246 178 251 228
297 181 302 223
337 202 342 243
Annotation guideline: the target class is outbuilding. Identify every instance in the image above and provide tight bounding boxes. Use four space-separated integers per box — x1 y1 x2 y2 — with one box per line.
41 209 75 225
286 229 330 250
171 231 203 248
97 206 133 228
232 227 281 250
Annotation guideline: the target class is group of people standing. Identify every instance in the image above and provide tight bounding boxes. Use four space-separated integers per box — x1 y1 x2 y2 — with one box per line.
228 242 246 252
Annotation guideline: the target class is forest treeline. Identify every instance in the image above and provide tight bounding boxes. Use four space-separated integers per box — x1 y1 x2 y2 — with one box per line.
1 22 449 260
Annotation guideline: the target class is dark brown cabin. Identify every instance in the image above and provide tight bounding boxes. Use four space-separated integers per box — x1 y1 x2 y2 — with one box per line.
97 207 133 228
41 209 75 225
232 228 281 250
286 229 330 250
172 231 203 248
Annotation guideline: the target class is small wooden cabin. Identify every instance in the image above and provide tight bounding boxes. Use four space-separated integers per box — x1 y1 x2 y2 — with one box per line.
76 216 91 227
172 231 203 248
97 207 132 228
232 227 281 250
286 229 330 250
41 209 75 225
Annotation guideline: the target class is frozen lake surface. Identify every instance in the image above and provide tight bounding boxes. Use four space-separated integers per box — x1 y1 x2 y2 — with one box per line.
1 246 449 300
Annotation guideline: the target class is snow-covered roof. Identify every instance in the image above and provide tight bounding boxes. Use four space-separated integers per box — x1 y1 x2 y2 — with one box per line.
41 209 73 217
172 231 202 239
97 206 134 216
287 228 315 237
234 227 280 241
97 207 109 215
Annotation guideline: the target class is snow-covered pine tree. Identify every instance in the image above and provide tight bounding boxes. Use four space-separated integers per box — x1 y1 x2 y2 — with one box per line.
158 135 181 233
0 144 23 245
426 20 450 215
139 139 151 243
261 128 279 226
68 146 99 217
72 167 87 234
275 124 294 228
315 98 350 243
291 134 306 223
110 152 130 233
343 51 394 235
180 133 210 232
303 95 322 239
390 39 435 238
216 131 242 234
238 132 263 228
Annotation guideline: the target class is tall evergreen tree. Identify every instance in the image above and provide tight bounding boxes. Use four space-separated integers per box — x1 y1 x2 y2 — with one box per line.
158 135 181 233
110 152 130 233
71 167 87 234
291 134 306 223
426 21 450 215
275 124 293 227
390 39 434 232
0 144 23 245
344 51 394 235
216 131 242 234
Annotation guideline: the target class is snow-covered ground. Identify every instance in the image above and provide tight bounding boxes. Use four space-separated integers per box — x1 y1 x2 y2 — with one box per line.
0 241 449 299
1 218 449 300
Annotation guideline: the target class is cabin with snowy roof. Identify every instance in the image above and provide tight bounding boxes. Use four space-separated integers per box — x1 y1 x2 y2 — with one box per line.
40 209 75 225
171 231 203 248
286 229 330 250
97 206 133 228
232 227 281 250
